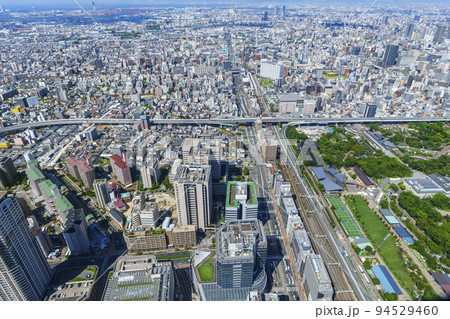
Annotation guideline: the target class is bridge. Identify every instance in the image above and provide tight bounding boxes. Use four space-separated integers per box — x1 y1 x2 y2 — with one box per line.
0 116 448 134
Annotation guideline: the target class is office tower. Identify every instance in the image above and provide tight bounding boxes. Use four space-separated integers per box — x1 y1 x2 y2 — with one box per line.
181 138 222 181
0 156 17 189
225 182 258 221
62 209 90 256
405 23 414 38
262 11 268 21
174 164 212 231
363 104 377 118
0 194 52 300
383 45 399 67
141 157 160 189
433 25 447 43
110 154 132 186
260 62 284 80
350 46 361 55
335 90 343 104
94 58 102 70
27 216 53 258
93 179 110 208
102 256 174 301
281 5 286 18
140 115 150 130
86 127 99 142
216 220 267 289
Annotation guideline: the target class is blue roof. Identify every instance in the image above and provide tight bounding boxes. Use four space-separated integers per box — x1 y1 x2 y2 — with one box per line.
321 178 343 192
326 168 339 174
312 167 327 180
372 265 402 294
393 226 414 243
335 173 345 183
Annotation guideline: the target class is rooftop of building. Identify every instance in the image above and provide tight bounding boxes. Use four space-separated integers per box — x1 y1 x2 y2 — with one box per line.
217 219 265 260
54 196 74 212
64 209 86 232
174 164 211 183
38 179 58 198
110 154 128 169
226 181 258 208
405 178 443 192
172 224 196 233
102 255 172 301
25 167 45 181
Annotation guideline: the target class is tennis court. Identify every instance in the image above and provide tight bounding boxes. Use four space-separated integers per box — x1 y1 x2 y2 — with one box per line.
328 196 362 238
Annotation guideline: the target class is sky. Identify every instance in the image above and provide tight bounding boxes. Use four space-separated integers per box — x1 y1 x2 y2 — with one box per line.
0 0 446 11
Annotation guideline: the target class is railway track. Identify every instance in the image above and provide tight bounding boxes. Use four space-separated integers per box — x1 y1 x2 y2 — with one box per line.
280 157 358 301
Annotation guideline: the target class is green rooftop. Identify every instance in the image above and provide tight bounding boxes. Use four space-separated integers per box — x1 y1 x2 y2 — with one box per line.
54 196 74 212
25 167 45 181
226 181 258 208
38 180 58 198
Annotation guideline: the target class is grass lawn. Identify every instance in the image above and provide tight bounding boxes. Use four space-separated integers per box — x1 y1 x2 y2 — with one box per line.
412 249 428 269
345 195 389 246
378 236 416 297
156 253 191 260
198 253 215 282
55 266 97 284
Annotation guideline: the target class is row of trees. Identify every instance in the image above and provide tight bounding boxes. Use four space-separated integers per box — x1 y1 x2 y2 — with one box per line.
402 154 449 176
398 192 450 269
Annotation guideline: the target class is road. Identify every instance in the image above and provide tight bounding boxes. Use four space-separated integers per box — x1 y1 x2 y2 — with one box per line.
1 116 447 134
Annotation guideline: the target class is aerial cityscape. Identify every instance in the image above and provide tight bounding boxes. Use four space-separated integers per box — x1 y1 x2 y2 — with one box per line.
1 0 450 304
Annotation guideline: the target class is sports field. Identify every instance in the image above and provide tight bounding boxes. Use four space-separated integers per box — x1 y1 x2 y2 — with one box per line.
345 195 389 246
328 196 362 238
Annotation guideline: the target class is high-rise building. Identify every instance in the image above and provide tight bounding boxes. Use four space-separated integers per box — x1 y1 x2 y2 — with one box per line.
140 115 150 130
383 45 399 67
405 23 414 38
141 156 160 189
363 104 377 118
191 219 267 301
138 202 161 228
86 127 99 142
433 25 447 43
174 164 212 231
181 138 222 181
27 216 53 258
225 182 258 221
93 179 110 208
0 193 52 300
260 62 284 80
66 157 95 188
110 154 132 186
281 5 286 18
0 156 17 189
216 219 267 289
62 209 90 256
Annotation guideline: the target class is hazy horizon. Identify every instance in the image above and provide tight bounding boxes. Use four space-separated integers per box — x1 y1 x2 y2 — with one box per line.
1 0 448 11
